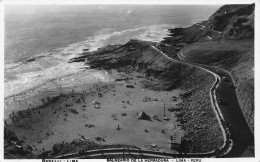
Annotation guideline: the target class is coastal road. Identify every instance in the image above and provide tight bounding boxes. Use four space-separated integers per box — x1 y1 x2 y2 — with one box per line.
176 50 254 157
152 46 231 155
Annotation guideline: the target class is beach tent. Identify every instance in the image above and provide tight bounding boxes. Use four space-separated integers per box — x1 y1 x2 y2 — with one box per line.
138 111 151 121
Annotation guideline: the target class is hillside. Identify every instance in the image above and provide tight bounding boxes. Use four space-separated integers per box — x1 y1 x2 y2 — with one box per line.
161 4 254 132
208 4 254 38
163 4 254 45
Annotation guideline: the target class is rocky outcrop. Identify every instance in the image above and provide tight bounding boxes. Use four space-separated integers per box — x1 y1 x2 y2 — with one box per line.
71 39 195 91
163 23 209 44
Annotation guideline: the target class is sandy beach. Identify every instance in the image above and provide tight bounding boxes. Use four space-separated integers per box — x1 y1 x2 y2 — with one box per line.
5 68 183 155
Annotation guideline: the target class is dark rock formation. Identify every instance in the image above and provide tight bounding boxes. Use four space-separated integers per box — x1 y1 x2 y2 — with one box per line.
163 3 254 45
70 39 195 91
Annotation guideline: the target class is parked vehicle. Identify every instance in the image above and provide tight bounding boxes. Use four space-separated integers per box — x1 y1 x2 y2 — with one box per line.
222 77 228 81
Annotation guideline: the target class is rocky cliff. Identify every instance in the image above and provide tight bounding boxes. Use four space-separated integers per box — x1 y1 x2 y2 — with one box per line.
163 4 254 45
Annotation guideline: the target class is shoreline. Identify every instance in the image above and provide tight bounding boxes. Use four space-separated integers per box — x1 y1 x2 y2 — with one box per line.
4 69 113 119
4 23 173 99
5 65 184 157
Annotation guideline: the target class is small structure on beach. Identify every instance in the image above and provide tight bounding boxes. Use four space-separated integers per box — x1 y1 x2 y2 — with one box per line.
170 135 191 153
138 111 151 121
163 116 170 121
69 108 79 114
93 100 101 105
126 84 135 88
93 100 101 109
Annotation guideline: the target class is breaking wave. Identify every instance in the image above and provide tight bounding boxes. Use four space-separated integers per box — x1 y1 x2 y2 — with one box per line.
4 24 173 100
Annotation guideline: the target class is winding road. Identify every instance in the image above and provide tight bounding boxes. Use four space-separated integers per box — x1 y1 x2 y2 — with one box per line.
54 46 253 159
176 49 254 157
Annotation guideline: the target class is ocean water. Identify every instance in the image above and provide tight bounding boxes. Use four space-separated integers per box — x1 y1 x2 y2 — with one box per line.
4 5 221 99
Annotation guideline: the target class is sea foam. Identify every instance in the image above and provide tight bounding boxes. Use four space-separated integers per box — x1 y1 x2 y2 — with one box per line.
4 24 172 108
